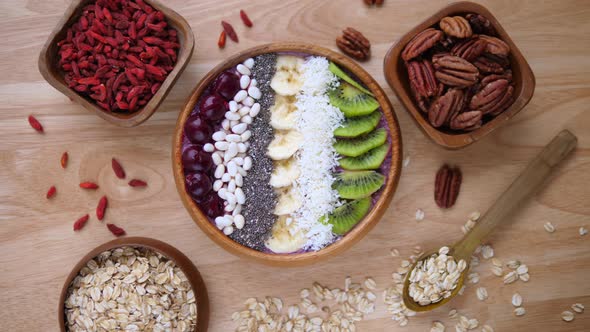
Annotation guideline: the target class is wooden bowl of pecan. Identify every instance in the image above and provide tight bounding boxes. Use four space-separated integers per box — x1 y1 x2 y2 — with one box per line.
58 237 209 331
38 0 195 127
384 1 535 149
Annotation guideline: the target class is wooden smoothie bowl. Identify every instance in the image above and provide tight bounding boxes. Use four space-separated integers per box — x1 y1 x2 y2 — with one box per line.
58 237 209 332
38 0 195 127
384 1 535 149
172 43 403 267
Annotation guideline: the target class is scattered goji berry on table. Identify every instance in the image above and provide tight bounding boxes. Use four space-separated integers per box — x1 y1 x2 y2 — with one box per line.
60 152 68 169
129 179 147 187
28 115 43 133
79 182 99 190
73 214 90 231
107 223 126 237
240 10 253 27
46 186 57 199
111 158 126 179
221 21 239 42
96 196 108 221
218 31 226 49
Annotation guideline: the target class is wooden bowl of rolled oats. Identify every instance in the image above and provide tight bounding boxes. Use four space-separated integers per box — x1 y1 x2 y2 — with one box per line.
58 237 209 332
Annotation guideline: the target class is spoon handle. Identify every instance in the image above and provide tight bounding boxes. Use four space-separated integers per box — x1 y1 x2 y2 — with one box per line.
454 130 578 258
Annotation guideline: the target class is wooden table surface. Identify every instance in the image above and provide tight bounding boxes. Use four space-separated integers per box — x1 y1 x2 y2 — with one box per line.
1 0 589 331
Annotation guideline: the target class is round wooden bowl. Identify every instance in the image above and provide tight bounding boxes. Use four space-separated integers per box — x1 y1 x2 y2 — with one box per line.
172 42 403 267
58 237 209 332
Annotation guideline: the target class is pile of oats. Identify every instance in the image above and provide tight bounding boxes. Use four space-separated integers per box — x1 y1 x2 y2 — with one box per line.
64 246 197 332
408 246 467 306
232 277 376 332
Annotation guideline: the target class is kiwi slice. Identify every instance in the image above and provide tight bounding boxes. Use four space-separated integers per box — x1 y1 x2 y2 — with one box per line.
335 128 387 157
329 82 380 117
334 111 381 138
329 62 374 96
326 198 371 235
339 143 389 170
334 170 385 199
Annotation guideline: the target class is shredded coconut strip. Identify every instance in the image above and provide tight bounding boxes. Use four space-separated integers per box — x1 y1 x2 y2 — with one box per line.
292 56 343 251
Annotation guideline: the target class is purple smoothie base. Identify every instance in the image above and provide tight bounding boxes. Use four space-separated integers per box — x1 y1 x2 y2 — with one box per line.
180 53 394 254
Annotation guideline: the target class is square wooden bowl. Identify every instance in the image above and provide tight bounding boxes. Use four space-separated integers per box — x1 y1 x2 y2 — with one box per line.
38 0 194 127
384 1 535 149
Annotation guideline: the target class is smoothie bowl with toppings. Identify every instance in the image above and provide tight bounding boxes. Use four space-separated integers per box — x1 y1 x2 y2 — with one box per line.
173 43 402 266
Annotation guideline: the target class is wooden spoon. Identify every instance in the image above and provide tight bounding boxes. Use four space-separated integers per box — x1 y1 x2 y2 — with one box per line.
402 130 578 312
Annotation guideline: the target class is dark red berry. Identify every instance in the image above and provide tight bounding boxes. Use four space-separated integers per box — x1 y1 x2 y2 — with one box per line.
200 194 224 217
185 172 212 199
182 145 213 172
199 94 227 121
184 115 212 144
213 71 240 100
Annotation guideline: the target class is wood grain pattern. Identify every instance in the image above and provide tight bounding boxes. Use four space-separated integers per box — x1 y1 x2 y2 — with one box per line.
172 42 402 267
384 1 535 149
0 0 589 331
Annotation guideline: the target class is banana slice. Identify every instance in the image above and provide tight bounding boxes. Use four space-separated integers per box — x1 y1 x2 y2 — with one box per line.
265 215 307 254
270 158 300 188
270 95 298 130
270 55 305 96
274 186 302 215
267 130 303 160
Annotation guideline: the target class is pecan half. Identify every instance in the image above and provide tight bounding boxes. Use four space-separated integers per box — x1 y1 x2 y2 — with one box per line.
469 78 514 115
363 0 384 5
434 164 462 209
336 28 371 61
473 53 510 74
479 35 510 56
450 110 483 131
407 59 441 98
439 16 473 38
433 55 479 87
481 70 512 85
466 13 496 36
402 28 444 61
451 36 487 61
428 88 464 127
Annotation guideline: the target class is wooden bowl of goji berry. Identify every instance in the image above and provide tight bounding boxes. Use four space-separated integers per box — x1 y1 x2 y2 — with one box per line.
38 0 195 127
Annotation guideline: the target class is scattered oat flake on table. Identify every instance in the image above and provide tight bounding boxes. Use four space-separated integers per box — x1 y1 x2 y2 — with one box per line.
491 265 504 277
111 158 126 179
571 303 584 313
430 321 445 332
60 152 68 169
46 186 56 199
544 221 556 233
514 307 526 316
503 271 519 284
415 208 425 221
79 181 99 189
403 155 410 167
391 248 400 257
579 227 588 236
561 310 575 322
469 211 481 221
512 292 523 307
476 287 488 301
73 214 89 231
28 115 43 133
482 325 494 332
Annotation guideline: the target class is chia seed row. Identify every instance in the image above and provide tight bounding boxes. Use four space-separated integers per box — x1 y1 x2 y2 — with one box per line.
229 53 277 251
